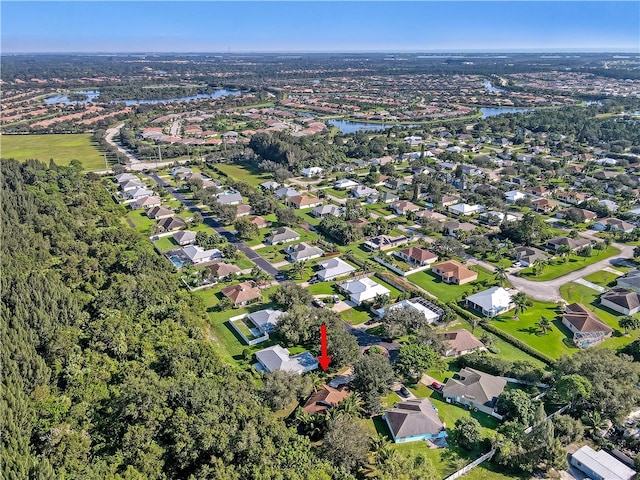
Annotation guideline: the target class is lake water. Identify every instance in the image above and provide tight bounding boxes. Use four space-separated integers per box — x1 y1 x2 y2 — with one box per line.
483 81 505 93
479 107 532 118
328 119 421 134
44 89 241 105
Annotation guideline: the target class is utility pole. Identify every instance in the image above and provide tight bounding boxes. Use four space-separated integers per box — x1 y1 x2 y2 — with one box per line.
157 144 161 170
103 152 108 171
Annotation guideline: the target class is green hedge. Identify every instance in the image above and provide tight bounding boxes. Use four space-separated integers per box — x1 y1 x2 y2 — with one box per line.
450 304 555 366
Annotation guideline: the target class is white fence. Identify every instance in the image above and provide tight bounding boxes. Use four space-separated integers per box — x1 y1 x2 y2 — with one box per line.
228 313 269 346
443 449 496 480
498 377 550 389
373 256 431 277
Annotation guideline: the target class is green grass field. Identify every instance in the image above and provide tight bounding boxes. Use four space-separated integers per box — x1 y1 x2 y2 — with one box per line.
518 246 621 281
407 267 494 303
214 163 272 188
490 300 576 359
1 134 107 171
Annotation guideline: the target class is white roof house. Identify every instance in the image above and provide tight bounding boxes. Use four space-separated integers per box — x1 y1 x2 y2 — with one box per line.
334 178 359 190
115 173 139 184
504 190 527 204
120 179 144 192
275 187 300 199
285 242 324 262
125 187 155 200
351 185 378 198
248 308 285 334
255 345 318 374
448 203 484 216
340 277 390 306
173 230 197 246
181 245 222 264
465 287 514 318
301 166 323 178
316 258 357 281
376 297 444 325
570 445 635 480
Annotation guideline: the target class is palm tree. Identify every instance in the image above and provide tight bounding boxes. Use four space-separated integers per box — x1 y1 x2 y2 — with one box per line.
336 392 365 418
372 293 391 310
494 266 508 287
370 435 396 466
619 315 640 335
536 316 552 335
512 292 530 316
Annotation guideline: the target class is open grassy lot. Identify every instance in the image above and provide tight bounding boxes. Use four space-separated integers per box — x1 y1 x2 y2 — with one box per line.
341 305 374 325
214 162 272 188
560 282 640 351
407 266 494 303
518 246 621 281
1 134 107 171
582 270 620 288
489 300 576 359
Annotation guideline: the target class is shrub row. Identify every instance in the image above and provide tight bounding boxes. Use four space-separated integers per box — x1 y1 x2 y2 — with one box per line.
450 304 556 366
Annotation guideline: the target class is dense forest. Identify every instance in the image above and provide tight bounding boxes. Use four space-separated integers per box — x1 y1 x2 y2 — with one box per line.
1 159 348 479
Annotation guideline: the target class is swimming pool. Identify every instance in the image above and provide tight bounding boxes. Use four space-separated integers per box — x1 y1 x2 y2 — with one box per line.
168 255 188 268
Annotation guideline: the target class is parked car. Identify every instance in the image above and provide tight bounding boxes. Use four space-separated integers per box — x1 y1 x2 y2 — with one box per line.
312 298 327 308
430 382 443 391
399 386 410 397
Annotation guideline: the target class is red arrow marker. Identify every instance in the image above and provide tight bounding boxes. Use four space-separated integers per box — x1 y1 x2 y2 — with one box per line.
318 324 331 371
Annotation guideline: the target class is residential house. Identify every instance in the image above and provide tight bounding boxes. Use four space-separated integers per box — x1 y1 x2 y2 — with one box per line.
562 303 613 348
124 187 155 200
340 277 391 306
260 181 280 191
513 246 547 267
146 205 174 220
432 260 478 285
334 178 359 190
504 190 527 204
598 199 619 212
221 281 262 306
236 204 253 217
448 203 484 216
364 234 409 252
600 288 640 315
532 198 557 213
557 208 598 223
403 135 424 146
438 329 485 357
395 246 438 267
380 191 400 204
570 446 635 480
301 166 323 178
157 216 187 232
444 220 476 238
316 258 357 282
415 209 448 223
546 236 591 253
312 204 343 218
592 218 636 233
385 177 408 191
376 297 444 325
173 230 197 246
216 190 243 205
303 385 351 414
384 398 447 444
288 195 322 209
391 200 420 216
465 287 514 318
274 187 300 199
133 195 161 210
207 262 241 279
479 211 516 226
247 308 285 334
181 245 222 265
120 179 144 192
254 345 318 374
557 191 590 205
285 242 324 262
439 195 460 207
266 227 300 245
618 270 640 294
441 368 507 415
370 155 395 166
525 185 550 197
351 185 378 199
114 173 139 184
170 166 192 177
249 216 271 229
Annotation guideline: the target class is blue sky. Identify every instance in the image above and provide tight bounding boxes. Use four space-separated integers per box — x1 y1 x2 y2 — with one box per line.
2 1 639 53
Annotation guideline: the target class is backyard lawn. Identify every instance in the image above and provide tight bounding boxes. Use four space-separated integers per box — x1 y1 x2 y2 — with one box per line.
407 266 494 303
518 246 621 281
582 270 620 288
1 133 107 171
560 282 640 351
341 305 374 325
214 162 272 188
490 300 576 360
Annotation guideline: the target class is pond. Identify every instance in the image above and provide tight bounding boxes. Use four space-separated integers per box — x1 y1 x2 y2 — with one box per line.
479 107 533 118
328 119 420 134
482 81 505 93
44 89 242 105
